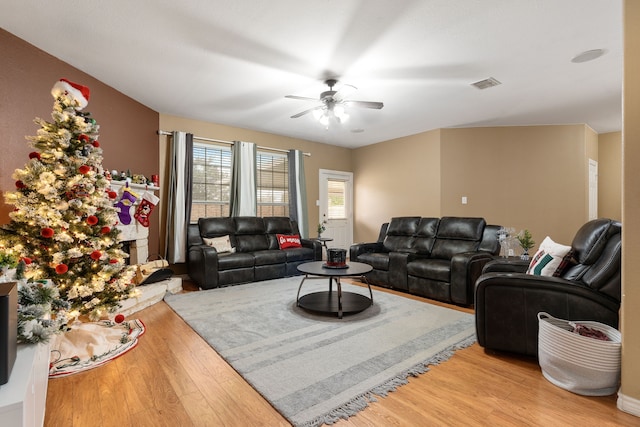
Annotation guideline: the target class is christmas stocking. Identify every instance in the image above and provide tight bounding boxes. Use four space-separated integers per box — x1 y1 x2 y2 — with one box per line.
114 186 139 225
134 191 159 227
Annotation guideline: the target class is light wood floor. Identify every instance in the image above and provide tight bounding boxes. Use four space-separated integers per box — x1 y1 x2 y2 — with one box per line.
44 281 638 427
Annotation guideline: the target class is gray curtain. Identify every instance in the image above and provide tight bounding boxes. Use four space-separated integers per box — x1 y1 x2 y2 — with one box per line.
165 131 193 263
288 149 308 238
230 141 257 216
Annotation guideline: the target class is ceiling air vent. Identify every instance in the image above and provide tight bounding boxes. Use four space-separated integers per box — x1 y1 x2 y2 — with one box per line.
471 77 502 90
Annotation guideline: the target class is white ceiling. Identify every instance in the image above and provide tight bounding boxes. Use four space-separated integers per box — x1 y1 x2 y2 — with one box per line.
0 0 623 148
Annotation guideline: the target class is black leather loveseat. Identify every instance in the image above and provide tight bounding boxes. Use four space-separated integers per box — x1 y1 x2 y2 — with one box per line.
187 216 322 289
350 217 501 305
475 218 621 357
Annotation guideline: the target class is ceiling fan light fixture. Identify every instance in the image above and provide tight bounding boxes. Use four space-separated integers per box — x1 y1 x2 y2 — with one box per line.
318 114 330 127
312 108 324 121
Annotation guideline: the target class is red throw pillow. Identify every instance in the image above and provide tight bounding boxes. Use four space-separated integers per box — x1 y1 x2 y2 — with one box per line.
277 234 302 249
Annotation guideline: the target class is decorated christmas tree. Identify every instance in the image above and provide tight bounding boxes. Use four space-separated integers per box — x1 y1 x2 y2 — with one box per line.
0 78 136 323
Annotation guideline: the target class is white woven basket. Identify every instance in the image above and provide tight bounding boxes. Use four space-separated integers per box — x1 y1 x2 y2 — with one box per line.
537 312 621 396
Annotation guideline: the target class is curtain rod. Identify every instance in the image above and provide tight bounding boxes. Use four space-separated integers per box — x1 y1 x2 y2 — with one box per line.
157 130 311 157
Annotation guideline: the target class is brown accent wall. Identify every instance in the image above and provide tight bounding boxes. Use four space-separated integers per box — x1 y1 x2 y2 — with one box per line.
599 131 622 221
0 29 160 256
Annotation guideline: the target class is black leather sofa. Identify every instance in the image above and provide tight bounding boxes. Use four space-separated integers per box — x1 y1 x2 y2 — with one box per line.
350 217 501 305
187 216 322 290
475 218 621 357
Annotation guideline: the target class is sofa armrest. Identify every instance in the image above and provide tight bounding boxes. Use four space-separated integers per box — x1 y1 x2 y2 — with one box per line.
187 244 220 289
475 272 620 357
449 251 494 305
301 238 323 260
482 258 529 274
350 242 384 261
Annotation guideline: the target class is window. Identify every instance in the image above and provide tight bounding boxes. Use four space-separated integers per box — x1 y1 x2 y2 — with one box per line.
327 179 346 219
190 143 231 222
256 151 289 217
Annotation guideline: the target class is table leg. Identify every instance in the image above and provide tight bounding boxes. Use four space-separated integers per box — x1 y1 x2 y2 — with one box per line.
337 277 343 319
296 274 309 305
361 275 374 305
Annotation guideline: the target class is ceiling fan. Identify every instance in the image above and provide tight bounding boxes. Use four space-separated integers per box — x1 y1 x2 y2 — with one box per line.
285 79 384 125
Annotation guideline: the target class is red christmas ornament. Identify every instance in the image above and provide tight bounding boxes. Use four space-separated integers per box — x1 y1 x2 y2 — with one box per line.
109 259 118 264
41 228 55 238
29 152 41 160
92 140 100 147
100 226 111 234
15 180 25 189
90 250 102 260
79 165 91 174
21 257 32 265
107 191 118 199
114 314 125 324
86 215 99 225
55 264 68 274
78 134 90 143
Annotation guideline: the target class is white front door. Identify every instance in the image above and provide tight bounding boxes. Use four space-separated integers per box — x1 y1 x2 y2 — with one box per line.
319 169 353 251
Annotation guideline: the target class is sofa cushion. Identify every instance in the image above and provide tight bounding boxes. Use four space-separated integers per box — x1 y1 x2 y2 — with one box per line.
412 217 439 254
216 252 255 271
436 217 486 240
526 236 572 277
264 217 295 233
407 258 451 282
234 217 269 252
383 217 420 252
358 252 390 271
203 235 235 253
264 217 298 249
282 247 316 262
199 217 235 238
431 217 485 260
253 249 287 266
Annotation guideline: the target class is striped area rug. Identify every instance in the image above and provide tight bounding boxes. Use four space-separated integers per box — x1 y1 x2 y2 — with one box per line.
164 276 475 427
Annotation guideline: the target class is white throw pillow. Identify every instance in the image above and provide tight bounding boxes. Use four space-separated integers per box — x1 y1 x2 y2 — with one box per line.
203 235 235 253
526 236 572 277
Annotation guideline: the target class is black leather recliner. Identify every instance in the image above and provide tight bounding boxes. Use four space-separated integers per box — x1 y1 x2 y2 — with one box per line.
475 218 621 357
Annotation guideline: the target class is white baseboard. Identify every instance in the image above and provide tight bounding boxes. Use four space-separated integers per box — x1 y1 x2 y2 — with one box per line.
618 391 640 417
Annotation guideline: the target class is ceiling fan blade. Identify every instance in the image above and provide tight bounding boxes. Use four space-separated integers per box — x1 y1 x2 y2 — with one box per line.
290 105 322 118
333 84 357 102
285 95 318 102
345 100 384 109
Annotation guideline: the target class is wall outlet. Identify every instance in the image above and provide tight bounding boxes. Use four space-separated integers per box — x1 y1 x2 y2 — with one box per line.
461 196 468 205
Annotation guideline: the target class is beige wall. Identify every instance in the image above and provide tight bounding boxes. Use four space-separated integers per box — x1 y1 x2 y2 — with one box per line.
158 114 353 241
351 130 441 242
599 132 622 221
353 124 595 246
620 0 640 410
441 125 594 245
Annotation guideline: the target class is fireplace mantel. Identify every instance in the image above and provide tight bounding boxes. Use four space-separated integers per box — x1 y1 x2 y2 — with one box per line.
109 181 160 264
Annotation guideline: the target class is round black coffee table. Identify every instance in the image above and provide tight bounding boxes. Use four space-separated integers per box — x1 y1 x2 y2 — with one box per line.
296 261 373 319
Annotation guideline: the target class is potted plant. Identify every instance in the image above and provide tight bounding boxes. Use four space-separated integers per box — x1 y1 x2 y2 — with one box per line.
517 229 535 261
317 221 327 238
